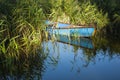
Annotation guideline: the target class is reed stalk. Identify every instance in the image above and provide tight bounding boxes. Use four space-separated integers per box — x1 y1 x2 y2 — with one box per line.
42 0 109 29
0 0 47 63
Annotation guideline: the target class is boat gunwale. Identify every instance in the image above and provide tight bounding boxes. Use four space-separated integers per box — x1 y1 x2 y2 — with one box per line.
47 25 95 29
46 20 96 29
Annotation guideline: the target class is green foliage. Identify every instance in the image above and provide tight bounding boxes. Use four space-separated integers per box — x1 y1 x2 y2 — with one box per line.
43 0 109 29
14 0 45 29
76 2 108 28
113 14 120 24
91 0 120 25
0 0 46 61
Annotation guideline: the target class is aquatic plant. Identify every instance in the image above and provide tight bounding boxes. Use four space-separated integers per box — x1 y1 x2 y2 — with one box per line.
44 0 109 29
113 14 120 24
0 0 47 62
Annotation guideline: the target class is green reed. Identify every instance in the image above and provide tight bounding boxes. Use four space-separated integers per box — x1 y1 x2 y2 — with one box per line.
42 0 109 29
0 0 47 63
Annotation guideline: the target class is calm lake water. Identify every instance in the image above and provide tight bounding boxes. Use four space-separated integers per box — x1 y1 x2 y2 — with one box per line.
42 36 120 80
0 35 120 80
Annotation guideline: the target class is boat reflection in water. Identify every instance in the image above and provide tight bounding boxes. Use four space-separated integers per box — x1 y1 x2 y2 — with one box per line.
42 34 120 80
51 35 94 49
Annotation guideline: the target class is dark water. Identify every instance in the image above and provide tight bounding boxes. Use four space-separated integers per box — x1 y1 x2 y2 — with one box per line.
0 36 120 80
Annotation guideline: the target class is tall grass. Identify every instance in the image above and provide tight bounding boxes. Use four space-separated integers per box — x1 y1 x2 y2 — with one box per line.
0 0 47 63
42 0 109 29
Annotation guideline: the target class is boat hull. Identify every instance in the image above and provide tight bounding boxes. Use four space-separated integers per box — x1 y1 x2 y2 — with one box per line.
47 27 95 37
46 20 95 37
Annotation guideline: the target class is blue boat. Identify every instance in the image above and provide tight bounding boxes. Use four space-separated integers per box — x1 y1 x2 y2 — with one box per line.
46 20 96 37
55 35 94 49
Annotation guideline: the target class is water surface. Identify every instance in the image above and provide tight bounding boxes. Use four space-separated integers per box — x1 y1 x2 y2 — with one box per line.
42 36 120 80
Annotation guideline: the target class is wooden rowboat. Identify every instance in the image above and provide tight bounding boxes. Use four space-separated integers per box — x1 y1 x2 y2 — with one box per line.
45 20 96 37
